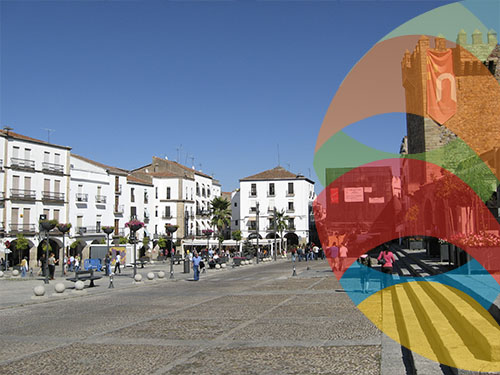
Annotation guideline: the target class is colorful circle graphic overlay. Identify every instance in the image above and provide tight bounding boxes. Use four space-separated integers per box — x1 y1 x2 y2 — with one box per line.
313 0 500 371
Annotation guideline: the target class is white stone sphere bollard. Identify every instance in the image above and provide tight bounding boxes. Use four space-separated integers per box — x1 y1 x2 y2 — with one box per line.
242 260 246 265
33 285 45 297
75 281 85 291
134 274 143 282
157 271 165 279
248 260 253 265
54 283 65 293
0 271 4 277
12 269 20 277
215 264 221 269
147 272 155 280
221 263 226 269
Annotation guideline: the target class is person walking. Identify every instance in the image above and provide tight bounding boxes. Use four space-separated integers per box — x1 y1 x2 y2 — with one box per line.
339 243 348 272
357 254 371 293
48 253 56 280
69 255 75 272
104 254 111 276
20 257 28 277
39 253 47 276
329 242 339 271
192 251 202 281
114 252 121 274
75 255 81 272
377 245 395 289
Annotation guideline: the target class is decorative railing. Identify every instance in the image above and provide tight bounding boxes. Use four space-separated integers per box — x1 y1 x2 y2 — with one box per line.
9 223 36 233
42 162 64 174
42 191 64 202
10 189 36 200
76 193 88 202
10 158 35 170
95 195 106 204
114 205 124 214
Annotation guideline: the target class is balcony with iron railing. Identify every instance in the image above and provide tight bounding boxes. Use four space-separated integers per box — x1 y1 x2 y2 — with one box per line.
267 191 275 197
162 212 173 219
76 226 104 235
76 193 88 202
9 223 36 234
10 158 35 171
42 162 64 174
249 191 257 197
95 195 106 204
42 191 65 203
115 184 122 195
0 191 5 200
10 189 36 201
114 204 124 214
286 208 295 213
286 191 295 197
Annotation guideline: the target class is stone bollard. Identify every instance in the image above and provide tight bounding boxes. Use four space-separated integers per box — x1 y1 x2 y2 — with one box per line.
12 269 20 277
147 272 155 280
33 285 46 297
134 274 143 283
221 263 226 269
75 280 85 291
215 264 221 269
54 283 65 294
248 260 253 265
157 271 165 279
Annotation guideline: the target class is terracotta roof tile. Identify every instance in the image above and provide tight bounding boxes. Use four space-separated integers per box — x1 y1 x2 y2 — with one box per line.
127 175 153 186
0 129 71 150
71 154 128 175
241 166 302 181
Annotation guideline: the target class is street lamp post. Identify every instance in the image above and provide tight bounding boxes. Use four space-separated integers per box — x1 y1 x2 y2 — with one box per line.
256 202 259 264
273 207 277 261
39 217 57 284
165 224 178 279
57 223 72 277
102 226 114 276
125 219 144 278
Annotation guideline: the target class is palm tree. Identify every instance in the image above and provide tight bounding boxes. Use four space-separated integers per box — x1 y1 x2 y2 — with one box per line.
232 230 242 254
210 196 232 253
273 209 290 255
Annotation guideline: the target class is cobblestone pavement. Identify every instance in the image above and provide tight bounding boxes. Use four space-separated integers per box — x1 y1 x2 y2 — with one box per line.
0 260 383 374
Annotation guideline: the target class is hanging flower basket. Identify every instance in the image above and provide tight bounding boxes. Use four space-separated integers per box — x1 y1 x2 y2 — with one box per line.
102 226 115 235
40 219 58 231
125 220 144 232
202 229 214 237
165 224 179 234
57 223 72 234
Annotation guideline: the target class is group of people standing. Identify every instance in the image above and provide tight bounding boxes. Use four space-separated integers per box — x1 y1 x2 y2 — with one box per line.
290 243 324 262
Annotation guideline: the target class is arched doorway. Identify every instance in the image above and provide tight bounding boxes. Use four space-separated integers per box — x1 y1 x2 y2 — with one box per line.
37 238 62 263
8 238 35 266
69 240 86 257
247 232 262 240
284 232 299 247
265 232 279 239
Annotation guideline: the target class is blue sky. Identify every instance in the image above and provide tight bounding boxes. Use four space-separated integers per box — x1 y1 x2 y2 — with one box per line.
0 0 453 192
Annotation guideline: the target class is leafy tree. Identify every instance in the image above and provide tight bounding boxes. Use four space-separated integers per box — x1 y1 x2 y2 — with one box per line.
158 237 168 249
142 236 150 248
232 230 242 253
241 239 256 258
210 196 231 252
119 236 128 244
15 234 29 265
273 209 290 254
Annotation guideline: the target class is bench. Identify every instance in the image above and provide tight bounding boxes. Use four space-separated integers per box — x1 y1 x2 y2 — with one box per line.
131 261 147 269
66 269 102 288
173 255 183 265
157 255 167 262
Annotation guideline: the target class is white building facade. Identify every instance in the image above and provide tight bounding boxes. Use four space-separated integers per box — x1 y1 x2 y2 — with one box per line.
237 166 315 247
0 129 71 268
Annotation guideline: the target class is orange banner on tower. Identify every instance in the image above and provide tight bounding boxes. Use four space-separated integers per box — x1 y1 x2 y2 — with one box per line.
426 49 456 125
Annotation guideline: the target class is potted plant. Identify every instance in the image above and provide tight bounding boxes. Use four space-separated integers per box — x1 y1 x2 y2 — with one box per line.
125 219 144 232
39 219 58 232
102 226 115 235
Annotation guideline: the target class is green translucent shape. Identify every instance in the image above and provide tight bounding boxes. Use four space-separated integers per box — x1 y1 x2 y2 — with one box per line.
314 132 498 202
